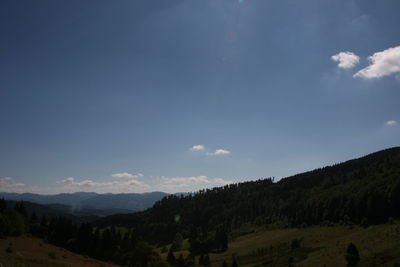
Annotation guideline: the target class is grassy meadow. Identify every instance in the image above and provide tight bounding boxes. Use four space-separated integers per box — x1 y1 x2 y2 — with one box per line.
163 221 400 267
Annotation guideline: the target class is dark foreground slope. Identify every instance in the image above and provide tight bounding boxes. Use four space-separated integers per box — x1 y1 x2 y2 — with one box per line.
0 236 120 267
95 147 400 246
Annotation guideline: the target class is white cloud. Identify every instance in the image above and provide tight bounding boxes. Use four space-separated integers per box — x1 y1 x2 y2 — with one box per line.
58 177 75 184
354 46 400 79
190 145 205 151
163 175 211 184
158 175 233 192
12 183 26 187
111 172 144 179
386 120 398 126
75 179 96 187
127 180 143 186
0 177 13 183
58 177 97 187
1 173 234 194
207 149 231 155
0 177 26 192
331 52 360 69
53 176 148 193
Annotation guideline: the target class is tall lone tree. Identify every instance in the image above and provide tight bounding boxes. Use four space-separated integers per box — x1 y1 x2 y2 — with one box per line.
345 242 360 266
172 232 184 251
231 256 239 267
166 248 176 266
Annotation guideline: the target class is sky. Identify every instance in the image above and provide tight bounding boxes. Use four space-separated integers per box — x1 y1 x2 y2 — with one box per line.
1 0 400 194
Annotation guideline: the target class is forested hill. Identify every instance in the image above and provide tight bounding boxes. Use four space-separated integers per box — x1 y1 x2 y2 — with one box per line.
95 147 400 247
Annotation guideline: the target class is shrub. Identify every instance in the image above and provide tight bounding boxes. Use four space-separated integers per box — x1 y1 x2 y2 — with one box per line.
345 243 360 266
291 238 302 250
48 251 57 259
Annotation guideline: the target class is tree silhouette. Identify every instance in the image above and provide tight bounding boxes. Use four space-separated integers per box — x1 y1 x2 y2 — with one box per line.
166 248 176 266
231 255 238 267
345 243 360 266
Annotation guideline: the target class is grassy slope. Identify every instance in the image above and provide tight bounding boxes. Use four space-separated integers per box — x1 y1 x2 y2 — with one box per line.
0 236 120 267
164 222 400 267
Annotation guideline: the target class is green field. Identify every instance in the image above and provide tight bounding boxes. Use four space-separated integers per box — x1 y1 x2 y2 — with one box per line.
163 221 400 267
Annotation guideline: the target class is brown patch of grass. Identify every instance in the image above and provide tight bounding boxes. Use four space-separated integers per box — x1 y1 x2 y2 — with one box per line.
0 236 120 267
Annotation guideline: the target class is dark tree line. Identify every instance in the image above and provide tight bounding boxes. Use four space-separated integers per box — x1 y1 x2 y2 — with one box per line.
0 199 168 267
0 200 27 237
95 147 400 254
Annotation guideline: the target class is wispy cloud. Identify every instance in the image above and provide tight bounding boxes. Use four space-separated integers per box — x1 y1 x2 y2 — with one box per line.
111 172 144 179
190 145 205 151
158 175 233 192
331 52 360 69
58 177 75 184
58 177 97 187
354 46 400 79
0 177 13 183
54 176 149 193
1 174 234 194
31 175 233 194
386 120 398 126
163 175 211 184
0 177 26 192
207 149 231 156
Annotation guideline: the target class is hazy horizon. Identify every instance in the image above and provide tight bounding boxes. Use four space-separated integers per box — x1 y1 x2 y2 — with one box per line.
1 0 399 194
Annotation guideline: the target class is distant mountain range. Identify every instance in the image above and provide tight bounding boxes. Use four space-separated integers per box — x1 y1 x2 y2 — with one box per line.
0 191 169 216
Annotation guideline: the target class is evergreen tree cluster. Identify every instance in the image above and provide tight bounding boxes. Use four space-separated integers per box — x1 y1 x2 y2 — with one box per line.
0 199 168 267
0 200 27 237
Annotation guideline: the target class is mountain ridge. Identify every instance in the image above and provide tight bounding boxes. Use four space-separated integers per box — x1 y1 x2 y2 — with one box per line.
0 191 169 213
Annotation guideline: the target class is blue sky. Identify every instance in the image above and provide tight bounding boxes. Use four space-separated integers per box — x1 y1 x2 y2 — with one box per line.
1 0 399 194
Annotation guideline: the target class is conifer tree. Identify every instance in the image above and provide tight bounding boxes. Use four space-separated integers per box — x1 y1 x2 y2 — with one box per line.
177 254 185 267
345 243 360 266
166 247 176 266
231 256 239 267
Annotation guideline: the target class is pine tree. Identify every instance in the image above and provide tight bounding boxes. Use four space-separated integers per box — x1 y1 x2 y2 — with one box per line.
177 254 185 267
172 232 183 251
0 198 6 211
231 256 239 267
199 254 205 265
14 201 27 218
215 227 229 251
203 254 211 266
166 247 176 266
345 243 360 266
30 212 37 224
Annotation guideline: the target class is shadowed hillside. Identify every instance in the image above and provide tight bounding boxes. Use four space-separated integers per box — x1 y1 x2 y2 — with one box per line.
0 236 120 267
95 147 400 249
